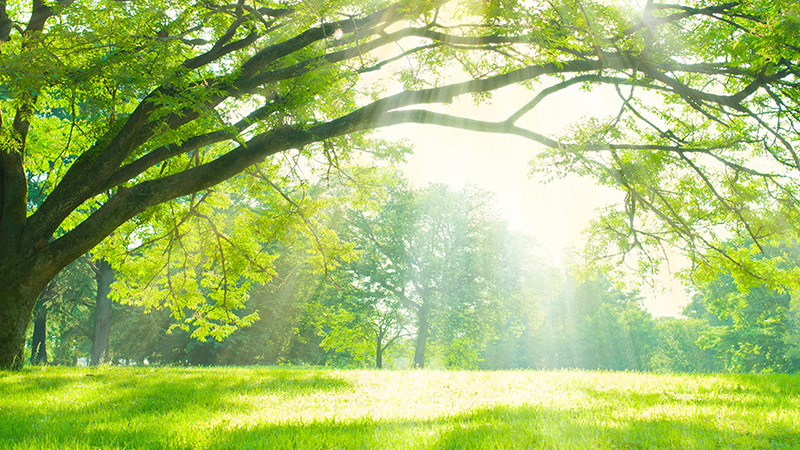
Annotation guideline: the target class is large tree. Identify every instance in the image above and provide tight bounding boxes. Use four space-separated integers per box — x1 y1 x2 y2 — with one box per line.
1 0 798 369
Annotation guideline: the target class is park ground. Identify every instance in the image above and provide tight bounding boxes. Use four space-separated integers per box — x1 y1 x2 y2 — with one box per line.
1 366 799 449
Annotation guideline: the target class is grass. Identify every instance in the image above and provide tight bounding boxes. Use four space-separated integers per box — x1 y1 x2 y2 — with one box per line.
1 366 799 449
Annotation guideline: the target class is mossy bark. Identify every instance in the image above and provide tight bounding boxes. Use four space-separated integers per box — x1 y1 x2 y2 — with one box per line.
0 280 41 370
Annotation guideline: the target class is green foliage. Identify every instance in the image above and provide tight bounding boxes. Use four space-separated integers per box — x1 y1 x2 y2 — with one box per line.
25 256 97 366
648 318 724 373
524 0 800 296
528 273 658 371
689 274 799 373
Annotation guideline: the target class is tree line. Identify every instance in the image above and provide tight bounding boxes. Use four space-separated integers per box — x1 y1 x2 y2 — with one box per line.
25 175 800 373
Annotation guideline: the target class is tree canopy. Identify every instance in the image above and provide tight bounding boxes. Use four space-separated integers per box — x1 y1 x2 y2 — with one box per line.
1 0 799 369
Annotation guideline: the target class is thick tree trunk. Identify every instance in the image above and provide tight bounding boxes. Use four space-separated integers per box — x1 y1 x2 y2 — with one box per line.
0 245 63 369
0 269 48 370
413 305 430 369
90 259 114 366
29 299 48 365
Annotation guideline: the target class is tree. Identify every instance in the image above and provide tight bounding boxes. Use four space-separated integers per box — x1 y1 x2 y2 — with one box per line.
688 270 799 372
2 0 798 369
89 258 114 366
339 180 519 368
309 270 409 368
648 317 723 373
480 232 555 369
526 271 657 371
29 288 51 365
26 256 96 365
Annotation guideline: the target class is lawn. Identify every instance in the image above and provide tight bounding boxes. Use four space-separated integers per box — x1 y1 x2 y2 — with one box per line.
1 366 798 449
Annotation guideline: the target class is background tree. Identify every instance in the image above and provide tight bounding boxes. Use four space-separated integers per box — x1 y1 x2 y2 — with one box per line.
27 256 96 365
648 317 723 373
687 273 800 373
3 0 800 369
325 177 553 369
89 258 114 366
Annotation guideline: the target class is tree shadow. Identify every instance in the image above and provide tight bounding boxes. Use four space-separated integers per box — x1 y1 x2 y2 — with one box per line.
0 366 352 449
203 402 800 450
3 369 800 449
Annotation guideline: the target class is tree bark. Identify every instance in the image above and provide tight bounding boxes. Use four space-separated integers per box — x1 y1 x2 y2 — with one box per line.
90 258 114 366
0 249 63 369
413 304 430 368
375 329 384 369
0 270 49 370
29 298 47 365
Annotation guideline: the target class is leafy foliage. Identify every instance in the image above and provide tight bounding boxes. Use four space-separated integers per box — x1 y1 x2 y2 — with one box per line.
3 0 800 369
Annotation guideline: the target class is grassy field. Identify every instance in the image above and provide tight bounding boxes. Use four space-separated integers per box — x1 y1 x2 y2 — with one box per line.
1 366 799 449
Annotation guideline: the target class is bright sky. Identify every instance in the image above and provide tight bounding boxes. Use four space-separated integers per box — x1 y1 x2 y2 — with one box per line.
377 83 690 317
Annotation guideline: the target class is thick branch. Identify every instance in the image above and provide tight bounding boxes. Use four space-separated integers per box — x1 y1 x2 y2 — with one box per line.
39 54 622 267
377 109 558 148
0 148 27 256
639 60 788 114
183 14 260 70
24 3 413 250
238 3 405 80
96 99 285 194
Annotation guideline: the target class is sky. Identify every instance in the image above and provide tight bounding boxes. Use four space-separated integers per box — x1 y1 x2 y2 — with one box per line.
376 83 691 317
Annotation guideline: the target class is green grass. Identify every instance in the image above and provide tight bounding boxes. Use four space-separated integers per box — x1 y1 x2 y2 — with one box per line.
1 366 799 449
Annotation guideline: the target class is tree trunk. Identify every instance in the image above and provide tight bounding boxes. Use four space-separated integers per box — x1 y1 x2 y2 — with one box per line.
413 305 430 368
90 258 114 366
29 298 48 365
0 269 49 370
375 329 384 369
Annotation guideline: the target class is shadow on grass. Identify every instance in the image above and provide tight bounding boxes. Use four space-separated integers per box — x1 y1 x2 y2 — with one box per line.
203 402 800 450
0 366 352 449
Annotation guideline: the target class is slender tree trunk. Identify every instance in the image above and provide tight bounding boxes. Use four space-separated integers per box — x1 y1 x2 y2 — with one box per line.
375 329 384 369
29 298 48 365
414 304 430 368
90 258 114 366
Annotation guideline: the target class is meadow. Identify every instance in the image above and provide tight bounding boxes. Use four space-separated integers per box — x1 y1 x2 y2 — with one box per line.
1 366 799 449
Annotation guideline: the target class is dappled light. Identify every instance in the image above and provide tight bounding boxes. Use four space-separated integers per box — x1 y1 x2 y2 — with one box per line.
2 367 799 449
1 0 800 446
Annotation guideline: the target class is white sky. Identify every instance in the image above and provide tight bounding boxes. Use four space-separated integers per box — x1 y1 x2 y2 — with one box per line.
377 83 690 317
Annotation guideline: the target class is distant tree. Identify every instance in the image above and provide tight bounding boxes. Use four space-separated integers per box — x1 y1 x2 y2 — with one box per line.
89 258 114 366
689 274 799 373
307 176 525 369
27 256 96 365
309 275 408 368
648 317 723 373
479 240 554 369
29 286 52 365
575 277 656 370
530 273 656 371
